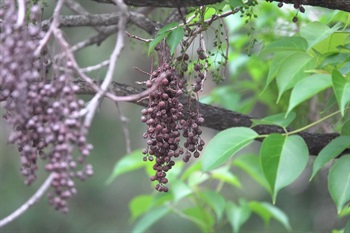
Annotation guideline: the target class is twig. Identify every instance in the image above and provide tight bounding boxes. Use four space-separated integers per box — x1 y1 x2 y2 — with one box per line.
83 0 129 127
80 60 110 73
0 174 55 228
16 0 25 27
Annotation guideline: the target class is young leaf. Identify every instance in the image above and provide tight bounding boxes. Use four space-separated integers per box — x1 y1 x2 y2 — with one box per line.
183 206 215 232
148 22 178 55
287 74 332 116
226 200 251 233
251 112 296 128
300 22 342 50
129 195 153 221
211 166 242 188
332 70 350 116
249 201 292 231
233 154 270 192
202 127 258 171
310 136 350 180
199 191 226 221
132 206 170 233
328 154 350 214
105 149 145 184
262 36 308 54
260 134 309 203
166 27 184 55
276 52 316 102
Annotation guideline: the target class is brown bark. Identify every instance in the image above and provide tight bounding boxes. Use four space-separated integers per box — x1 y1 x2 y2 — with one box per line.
76 80 350 157
92 0 350 12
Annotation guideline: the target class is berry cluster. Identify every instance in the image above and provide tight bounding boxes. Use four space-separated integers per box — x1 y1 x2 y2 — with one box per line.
0 1 92 212
275 0 305 22
141 63 204 192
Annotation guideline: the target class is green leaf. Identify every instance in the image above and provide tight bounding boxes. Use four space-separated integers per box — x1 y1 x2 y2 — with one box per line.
105 149 145 184
249 201 292 231
171 180 192 203
260 134 309 203
183 206 215 232
228 0 244 7
263 52 296 90
287 74 332 116
345 220 350 233
148 22 178 55
132 206 170 233
332 70 350 116
251 112 296 128
211 166 241 188
262 36 308 54
341 120 350 136
226 200 251 233
276 52 316 102
328 154 350 214
129 195 153 221
199 191 226 221
233 154 270 192
187 171 209 187
300 22 342 50
202 127 258 171
310 136 350 180
166 27 184 55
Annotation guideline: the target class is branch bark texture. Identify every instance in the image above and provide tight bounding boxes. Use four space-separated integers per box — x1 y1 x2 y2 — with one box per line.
92 0 350 12
76 80 349 156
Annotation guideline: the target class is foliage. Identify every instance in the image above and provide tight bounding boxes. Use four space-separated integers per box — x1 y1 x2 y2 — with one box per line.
108 1 350 232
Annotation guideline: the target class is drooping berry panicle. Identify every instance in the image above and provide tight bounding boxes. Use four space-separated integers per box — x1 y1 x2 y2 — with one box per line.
141 62 205 192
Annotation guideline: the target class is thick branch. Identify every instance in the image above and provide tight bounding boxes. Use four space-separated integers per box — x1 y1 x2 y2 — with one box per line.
75 80 349 156
92 0 350 12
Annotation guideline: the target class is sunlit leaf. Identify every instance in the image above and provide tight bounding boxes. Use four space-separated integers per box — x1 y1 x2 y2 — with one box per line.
105 149 145 184
166 27 184 55
328 154 350 214
332 70 350 116
226 200 251 233
300 22 342 50
262 36 308 54
211 166 241 188
132 206 170 233
310 136 350 180
276 52 316 102
202 127 258 171
251 112 296 128
260 134 309 203
287 74 332 116
129 195 153 221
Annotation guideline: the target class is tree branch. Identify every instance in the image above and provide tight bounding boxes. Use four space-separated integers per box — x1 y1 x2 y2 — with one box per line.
75 80 349 156
91 0 350 12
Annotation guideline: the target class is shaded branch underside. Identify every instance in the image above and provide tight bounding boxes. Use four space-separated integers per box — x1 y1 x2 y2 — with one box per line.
92 0 350 12
76 80 349 156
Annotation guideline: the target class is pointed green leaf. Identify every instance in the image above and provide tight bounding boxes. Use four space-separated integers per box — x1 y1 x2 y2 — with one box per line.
260 134 309 202
276 52 316 102
263 52 296 90
199 191 226 221
287 74 332 116
300 22 342 50
183 206 215 232
229 0 244 7
341 120 350 136
310 136 350 180
166 26 184 55
132 206 170 233
262 36 308 54
332 70 350 116
226 200 251 233
105 149 145 184
233 154 270 192
157 22 178 35
148 22 178 55
251 112 296 128
171 180 192 203
129 195 153 221
211 166 241 188
328 154 350 214
249 201 291 231
202 127 258 171
187 171 209 187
